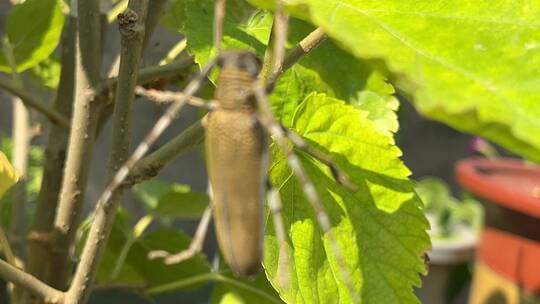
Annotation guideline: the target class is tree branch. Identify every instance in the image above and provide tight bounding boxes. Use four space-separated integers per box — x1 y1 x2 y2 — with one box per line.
113 57 193 88
260 0 289 84
266 27 326 90
65 1 149 303
25 16 77 288
142 0 168 51
125 120 205 187
0 259 64 304
95 57 194 136
0 77 70 128
48 0 103 289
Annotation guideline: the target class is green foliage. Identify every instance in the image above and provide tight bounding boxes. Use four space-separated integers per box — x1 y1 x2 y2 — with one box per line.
248 0 540 162
168 0 400 136
164 1 426 302
0 0 65 72
91 183 282 301
80 209 211 289
134 180 209 219
416 177 483 240
211 271 283 304
267 94 429 303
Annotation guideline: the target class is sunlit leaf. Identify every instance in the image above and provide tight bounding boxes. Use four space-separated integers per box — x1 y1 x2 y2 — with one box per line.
0 0 65 72
249 0 540 161
266 93 429 303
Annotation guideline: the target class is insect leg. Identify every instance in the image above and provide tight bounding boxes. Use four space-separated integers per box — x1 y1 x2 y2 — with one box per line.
214 0 226 52
95 59 216 213
271 0 289 75
267 186 290 289
134 86 219 110
252 81 360 303
148 206 213 264
281 127 358 192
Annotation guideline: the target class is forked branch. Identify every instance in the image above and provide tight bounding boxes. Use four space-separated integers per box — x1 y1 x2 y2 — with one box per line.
266 27 327 90
0 260 63 303
66 1 149 303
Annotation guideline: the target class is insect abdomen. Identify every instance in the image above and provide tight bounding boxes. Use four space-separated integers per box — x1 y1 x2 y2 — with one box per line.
205 109 268 276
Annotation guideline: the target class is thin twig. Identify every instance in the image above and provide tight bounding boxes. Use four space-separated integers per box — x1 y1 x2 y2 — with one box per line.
2 37 30 262
135 86 218 109
0 77 70 128
144 272 281 303
0 228 17 267
159 38 187 66
214 0 226 52
107 0 129 23
142 0 168 51
271 0 289 75
0 259 64 304
266 27 327 90
124 120 205 187
101 57 193 92
148 206 212 264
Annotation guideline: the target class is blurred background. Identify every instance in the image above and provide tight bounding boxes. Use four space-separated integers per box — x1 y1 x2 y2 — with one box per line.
1 1 536 303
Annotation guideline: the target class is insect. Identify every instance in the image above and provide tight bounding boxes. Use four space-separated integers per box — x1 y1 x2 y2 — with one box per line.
98 0 360 301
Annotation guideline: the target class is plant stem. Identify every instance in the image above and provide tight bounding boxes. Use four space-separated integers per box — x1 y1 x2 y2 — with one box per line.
25 16 77 288
48 0 103 289
107 0 129 23
95 57 194 135
261 1 289 84
9 98 28 254
0 77 70 128
266 27 326 90
0 259 64 303
142 0 168 51
145 272 281 303
159 38 187 66
125 120 205 187
2 37 30 260
65 2 149 303
137 57 194 84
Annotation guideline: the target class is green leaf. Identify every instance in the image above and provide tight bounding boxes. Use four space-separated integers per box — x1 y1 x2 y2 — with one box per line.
84 209 145 285
272 19 399 138
134 180 209 219
183 0 270 72
0 0 65 72
128 229 211 288
353 73 399 140
91 209 211 288
134 179 178 210
154 188 209 219
265 93 429 303
211 271 283 304
174 2 399 137
161 0 186 32
249 0 540 162
0 151 17 199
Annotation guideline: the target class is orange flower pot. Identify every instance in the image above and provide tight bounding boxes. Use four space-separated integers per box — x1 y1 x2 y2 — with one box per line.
456 157 540 304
